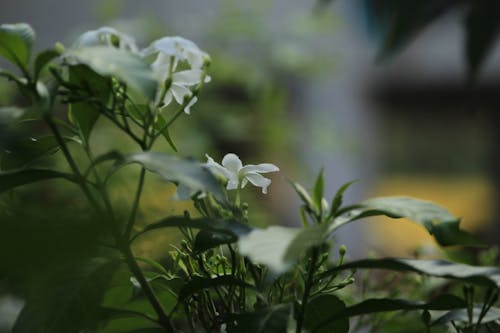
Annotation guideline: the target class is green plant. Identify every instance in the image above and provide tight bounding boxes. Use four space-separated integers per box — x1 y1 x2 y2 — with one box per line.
1 23 499 333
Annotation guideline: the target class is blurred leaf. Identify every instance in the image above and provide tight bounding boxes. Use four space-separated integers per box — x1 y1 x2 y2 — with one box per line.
364 1 454 60
13 258 119 333
330 196 481 246
0 23 35 70
432 306 500 327
0 168 77 193
290 181 314 210
227 304 291 333
124 152 225 201
65 47 157 100
132 216 251 242
193 229 237 254
238 225 327 274
97 315 161 333
154 113 178 152
179 275 253 301
68 65 111 142
34 48 60 80
312 294 465 333
465 0 500 78
0 106 25 124
304 295 349 333
321 258 500 289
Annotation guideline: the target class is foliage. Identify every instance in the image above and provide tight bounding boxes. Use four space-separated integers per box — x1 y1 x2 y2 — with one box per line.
0 23 498 333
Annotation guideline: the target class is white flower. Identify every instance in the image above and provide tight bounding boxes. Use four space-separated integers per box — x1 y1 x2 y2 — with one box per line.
143 36 211 113
74 27 138 52
205 153 279 194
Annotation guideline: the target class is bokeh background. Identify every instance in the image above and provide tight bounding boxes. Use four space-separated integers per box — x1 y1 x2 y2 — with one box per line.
1 0 500 330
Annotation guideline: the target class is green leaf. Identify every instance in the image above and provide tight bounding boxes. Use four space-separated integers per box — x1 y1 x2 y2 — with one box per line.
154 113 178 152
238 224 327 274
64 47 157 100
132 216 251 243
193 229 237 254
124 152 225 201
330 196 481 246
179 275 253 301
97 315 162 333
320 258 500 289
34 48 60 80
329 180 357 217
227 304 291 333
465 0 500 79
290 180 314 210
0 23 35 70
304 295 349 333
432 306 500 327
312 169 324 213
1 135 71 170
0 168 77 193
312 294 465 333
13 258 119 333
68 65 111 142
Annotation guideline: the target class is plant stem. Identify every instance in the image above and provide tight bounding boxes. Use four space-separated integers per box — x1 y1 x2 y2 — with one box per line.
296 247 320 333
123 246 176 332
124 167 147 239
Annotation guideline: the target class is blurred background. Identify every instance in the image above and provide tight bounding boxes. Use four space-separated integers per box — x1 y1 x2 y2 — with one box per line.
1 0 500 330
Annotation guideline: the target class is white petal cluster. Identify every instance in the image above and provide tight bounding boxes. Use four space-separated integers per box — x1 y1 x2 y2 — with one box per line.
73 28 211 114
205 153 279 194
143 37 211 114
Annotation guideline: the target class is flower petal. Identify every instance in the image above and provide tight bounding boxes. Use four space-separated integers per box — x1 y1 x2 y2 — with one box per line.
221 153 243 173
170 84 192 104
240 163 279 174
184 96 198 114
172 69 203 86
205 154 232 179
245 172 272 194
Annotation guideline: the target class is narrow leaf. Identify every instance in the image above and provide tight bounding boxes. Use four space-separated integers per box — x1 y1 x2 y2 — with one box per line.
312 294 465 333
320 258 500 289
312 169 324 213
0 169 77 193
432 306 500 327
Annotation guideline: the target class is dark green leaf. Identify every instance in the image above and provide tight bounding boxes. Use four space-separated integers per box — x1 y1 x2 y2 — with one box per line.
465 0 500 79
0 106 25 124
34 48 60 79
154 113 178 152
304 295 349 333
68 65 111 142
0 23 35 70
65 47 157 100
1 135 72 170
227 304 291 333
432 306 500 327
329 196 481 246
124 152 225 201
312 294 465 333
321 258 500 289
0 168 77 193
238 224 327 274
97 315 161 333
132 216 251 242
14 258 119 333
179 275 253 301
193 229 237 254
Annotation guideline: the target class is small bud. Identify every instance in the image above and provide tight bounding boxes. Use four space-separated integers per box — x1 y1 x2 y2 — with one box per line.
339 245 347 256
54 41 65 54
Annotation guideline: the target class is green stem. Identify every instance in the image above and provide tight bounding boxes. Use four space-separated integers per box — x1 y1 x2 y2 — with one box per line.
124 167 147 240
123 246 176 333
296 247 320 333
